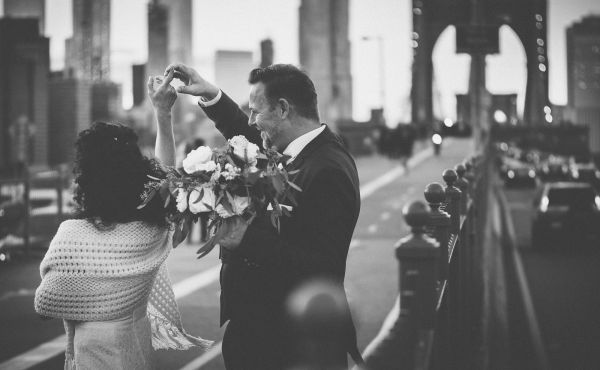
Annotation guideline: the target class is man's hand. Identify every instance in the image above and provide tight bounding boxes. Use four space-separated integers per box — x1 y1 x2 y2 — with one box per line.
218 215 254 251
165 63 220 100
147 68 177 113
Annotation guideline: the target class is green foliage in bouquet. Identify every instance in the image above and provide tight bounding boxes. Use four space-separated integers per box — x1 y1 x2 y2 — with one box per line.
138 135 301 258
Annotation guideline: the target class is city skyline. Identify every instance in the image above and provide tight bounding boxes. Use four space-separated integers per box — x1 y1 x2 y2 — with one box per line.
2 0 600 125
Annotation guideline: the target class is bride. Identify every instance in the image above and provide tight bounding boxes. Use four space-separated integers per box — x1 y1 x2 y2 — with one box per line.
34 70 211 370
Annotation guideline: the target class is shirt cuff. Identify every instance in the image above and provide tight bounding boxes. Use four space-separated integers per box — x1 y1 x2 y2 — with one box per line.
197 90 222 107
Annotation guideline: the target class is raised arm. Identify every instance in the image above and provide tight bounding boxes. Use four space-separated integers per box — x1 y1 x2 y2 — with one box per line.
165 63 262 146
148 69 177 167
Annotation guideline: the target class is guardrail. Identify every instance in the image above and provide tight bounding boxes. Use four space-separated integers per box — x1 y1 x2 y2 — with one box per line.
361 151 492 370
0 167 71 259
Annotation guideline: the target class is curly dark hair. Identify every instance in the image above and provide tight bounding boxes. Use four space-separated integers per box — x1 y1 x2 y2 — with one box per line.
72 121 170 227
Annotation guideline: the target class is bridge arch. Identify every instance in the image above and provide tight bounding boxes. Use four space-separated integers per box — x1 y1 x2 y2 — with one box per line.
411 0 549 129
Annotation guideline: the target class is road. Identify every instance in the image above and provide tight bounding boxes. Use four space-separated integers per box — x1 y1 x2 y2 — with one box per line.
502 185 600 370
0 138 473 370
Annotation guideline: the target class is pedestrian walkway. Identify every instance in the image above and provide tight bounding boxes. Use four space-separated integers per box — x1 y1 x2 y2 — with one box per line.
346 137 475 356
0 137 476 370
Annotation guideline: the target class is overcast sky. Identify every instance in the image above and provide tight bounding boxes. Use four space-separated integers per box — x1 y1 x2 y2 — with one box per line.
3 0 600 124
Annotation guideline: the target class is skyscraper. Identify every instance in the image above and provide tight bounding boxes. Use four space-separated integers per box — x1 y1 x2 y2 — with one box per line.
132 64 147 107
145 0 193 128
147 0 168 78
260 38 274 68
567 16 600 114
65 0 110 81
215 50 254 104
567 16 600 157
147 0 193 77
48 77 92 165
0 18 50 168
299 0 352 130
160 0 192 65
3 0 45 34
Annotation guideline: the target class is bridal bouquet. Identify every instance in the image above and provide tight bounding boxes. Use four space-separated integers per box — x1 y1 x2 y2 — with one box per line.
139 135 301 258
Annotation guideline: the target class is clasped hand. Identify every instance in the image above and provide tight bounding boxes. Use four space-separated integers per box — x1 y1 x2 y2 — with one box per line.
163 63 220 100
147 68 177 112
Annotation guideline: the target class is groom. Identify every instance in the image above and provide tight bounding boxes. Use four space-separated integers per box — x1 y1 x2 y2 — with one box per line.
167 63 363 369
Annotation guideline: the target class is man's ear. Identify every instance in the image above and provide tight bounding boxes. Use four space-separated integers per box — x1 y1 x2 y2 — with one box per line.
278 98 290 119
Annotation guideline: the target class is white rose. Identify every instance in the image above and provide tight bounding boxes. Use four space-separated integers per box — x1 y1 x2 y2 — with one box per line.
175 188 188 213
197 160 217 173
183 146 214 174
222 163 241 180
188 187 216 214
229 135 260 165
231 196 249 215
245 142 260 165
215 196 249 218
214 204 233 218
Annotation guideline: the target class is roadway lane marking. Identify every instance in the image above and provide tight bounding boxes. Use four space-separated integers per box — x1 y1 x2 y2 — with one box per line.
0 335 68 370
359 146 433 199
508 203 531 211
349 239 362 249
4 147 433 370
172 265 221 298
496 188 550 370
0 289 36 302
360 296 400 360
179 342 223 370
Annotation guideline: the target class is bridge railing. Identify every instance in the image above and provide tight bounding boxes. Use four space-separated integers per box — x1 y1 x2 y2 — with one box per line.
361 150 492 370
0 166 71 260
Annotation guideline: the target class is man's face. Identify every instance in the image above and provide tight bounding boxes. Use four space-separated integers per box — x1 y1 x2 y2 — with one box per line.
248 82 286 150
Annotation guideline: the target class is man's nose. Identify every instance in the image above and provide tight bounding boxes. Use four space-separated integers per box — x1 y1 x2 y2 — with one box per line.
248 113 256 127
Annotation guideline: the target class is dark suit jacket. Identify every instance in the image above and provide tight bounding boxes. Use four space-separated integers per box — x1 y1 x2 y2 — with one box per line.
201 92 362 363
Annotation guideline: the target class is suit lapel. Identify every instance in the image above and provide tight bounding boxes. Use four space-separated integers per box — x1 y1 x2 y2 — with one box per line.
285 125 340 172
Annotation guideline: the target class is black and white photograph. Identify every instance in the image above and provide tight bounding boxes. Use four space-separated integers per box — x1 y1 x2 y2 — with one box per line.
1 0 600 369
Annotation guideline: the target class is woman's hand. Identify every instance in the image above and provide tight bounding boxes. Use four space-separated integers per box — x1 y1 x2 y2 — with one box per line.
149 68 177 167
164 63 220 100
147 68 177 113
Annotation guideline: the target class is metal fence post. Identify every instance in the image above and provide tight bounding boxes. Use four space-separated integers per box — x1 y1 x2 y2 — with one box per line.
463 160 476 197
396 201 440 370
424 183 451 283
454 164 469 216
23 168 30 256
442 169 462 234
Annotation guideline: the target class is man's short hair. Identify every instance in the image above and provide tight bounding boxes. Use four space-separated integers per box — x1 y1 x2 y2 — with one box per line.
248 64 320 121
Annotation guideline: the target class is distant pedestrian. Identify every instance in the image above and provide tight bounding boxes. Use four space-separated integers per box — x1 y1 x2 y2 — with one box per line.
8 115 35 175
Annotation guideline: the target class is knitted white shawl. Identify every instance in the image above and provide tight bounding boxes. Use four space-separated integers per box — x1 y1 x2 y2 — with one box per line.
34 219 212 364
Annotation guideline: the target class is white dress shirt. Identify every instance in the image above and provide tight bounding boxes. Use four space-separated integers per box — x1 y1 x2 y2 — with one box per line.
282 125 326 165
197 89 223 107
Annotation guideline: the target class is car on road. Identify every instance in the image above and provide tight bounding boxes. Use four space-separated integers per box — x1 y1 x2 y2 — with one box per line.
500 157 537 188
569 162 600 189
538 155 570 182
531 182 600 249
